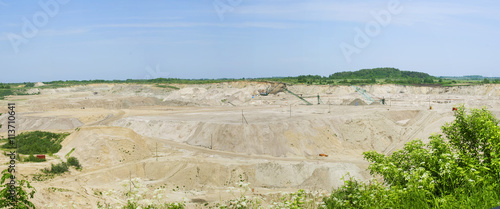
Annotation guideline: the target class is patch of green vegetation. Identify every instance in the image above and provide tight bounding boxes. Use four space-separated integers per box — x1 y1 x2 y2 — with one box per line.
41 156 82 175
93 189 103 196
324 105 500 208
330 67 434 80
43 162 68 174
0 131 70 154
65 148 76 159
32 173 55 181
289 68 437 86
155 84 180 90
0 83 40 100
0 89 15 100
0 83 11 89
24 82 35 88
47 187 72 193
40 78 238 87
22 154 47 162
0 169 36 208
67 156 82 170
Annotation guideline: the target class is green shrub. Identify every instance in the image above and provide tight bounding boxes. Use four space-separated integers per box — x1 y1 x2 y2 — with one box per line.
325 105 500 208
42 157 82 175
0 89 14 100
23 154 47 162
43 162 69 174
67 156 82 169
24 82 35 88
51 162 69 174
0 169 36 208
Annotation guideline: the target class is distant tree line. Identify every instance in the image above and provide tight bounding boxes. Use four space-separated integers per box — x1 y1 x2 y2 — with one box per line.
441 75 500 80
1 68 497 88
0 84 11 89
43 78 240 86
329 67 434 80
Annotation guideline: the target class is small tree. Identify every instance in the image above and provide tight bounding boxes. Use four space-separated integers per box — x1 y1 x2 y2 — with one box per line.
67 157 82 170
0 169 36 208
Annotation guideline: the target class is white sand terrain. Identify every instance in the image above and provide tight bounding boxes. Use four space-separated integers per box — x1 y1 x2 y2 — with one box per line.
0 82 499 208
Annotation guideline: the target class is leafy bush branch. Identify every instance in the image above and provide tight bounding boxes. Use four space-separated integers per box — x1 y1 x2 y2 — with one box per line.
324 105 500 208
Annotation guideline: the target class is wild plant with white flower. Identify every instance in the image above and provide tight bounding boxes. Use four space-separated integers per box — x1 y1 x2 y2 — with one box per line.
96 178 185 209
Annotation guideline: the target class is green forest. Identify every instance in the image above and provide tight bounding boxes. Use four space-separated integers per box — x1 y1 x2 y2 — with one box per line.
329 67 434 79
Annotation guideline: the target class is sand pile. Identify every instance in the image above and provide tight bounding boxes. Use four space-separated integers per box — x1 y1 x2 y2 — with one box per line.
288 84 500 97
39 84 174 99
110 107 450 158
163 82 272 106
112 116 350 157
34 82 45 87
348 98 367 106
23 96 165 111
59 127 152 169
0 113 83 131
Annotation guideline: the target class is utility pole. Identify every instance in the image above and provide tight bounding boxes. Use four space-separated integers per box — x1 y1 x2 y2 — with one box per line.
241 110 248 124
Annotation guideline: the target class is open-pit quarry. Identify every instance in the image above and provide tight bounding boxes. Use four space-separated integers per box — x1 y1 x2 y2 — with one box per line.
1 82 500 208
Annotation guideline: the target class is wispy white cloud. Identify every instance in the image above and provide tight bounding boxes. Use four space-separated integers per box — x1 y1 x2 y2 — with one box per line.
238 1 380 23
90 21 294 29
108 16 184 21
0 20 293 44
236 0 500 26
0 28 90 41
38 28 90 36
51 36 216 47
391 1 499 26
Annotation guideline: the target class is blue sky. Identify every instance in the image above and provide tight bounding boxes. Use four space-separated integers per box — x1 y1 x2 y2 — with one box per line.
0 0 499 83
